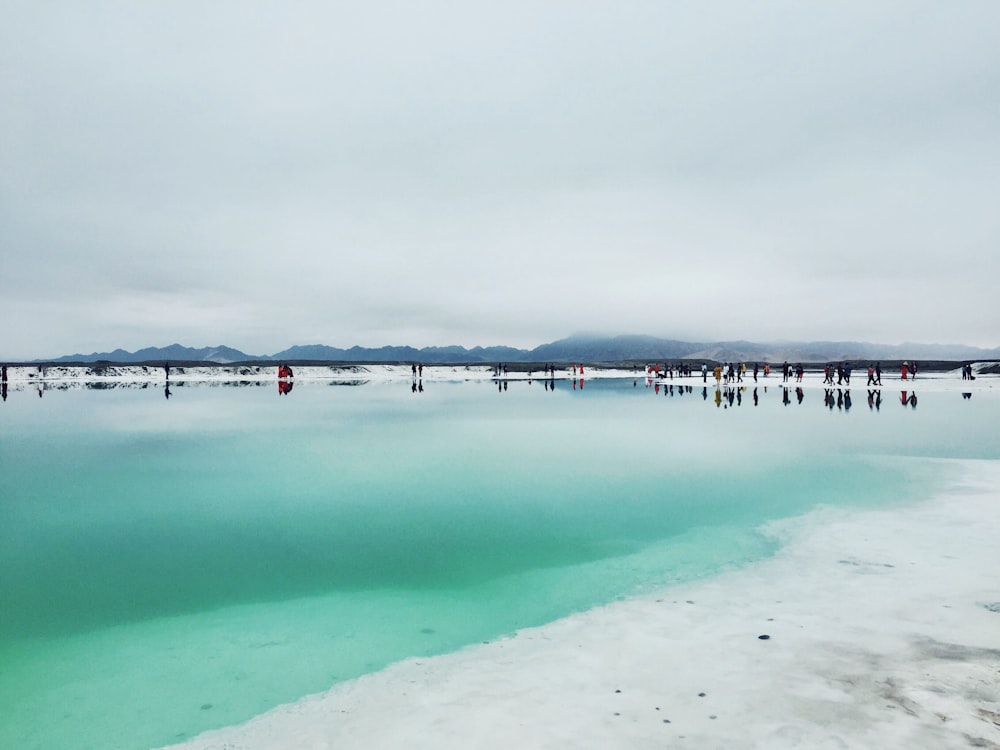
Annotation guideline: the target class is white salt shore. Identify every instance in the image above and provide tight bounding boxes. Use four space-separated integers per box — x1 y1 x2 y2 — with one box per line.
161 458 1000 750
1 362 996 394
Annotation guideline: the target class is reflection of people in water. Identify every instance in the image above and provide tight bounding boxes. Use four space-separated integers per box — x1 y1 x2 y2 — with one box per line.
867 390 882 411
278 380 293 395
164 382 171 399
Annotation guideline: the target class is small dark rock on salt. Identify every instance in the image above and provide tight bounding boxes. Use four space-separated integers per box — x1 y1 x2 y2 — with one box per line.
698 692 706 697
758 634 771 640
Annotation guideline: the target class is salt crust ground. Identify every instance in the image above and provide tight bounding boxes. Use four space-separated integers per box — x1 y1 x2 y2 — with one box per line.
1 362 996 394
159 459 1000 750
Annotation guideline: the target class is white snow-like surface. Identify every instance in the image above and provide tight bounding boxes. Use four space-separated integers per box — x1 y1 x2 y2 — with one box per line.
1 362 995 393
159 459 1000 750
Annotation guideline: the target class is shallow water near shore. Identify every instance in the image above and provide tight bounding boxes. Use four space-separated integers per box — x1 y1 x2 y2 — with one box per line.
1 379 997 749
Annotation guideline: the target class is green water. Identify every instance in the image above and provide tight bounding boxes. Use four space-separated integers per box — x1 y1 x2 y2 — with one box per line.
0 379 996 749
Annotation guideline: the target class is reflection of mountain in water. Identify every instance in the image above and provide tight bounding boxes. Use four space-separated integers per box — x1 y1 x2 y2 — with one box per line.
3 364 374 391
2 378 371 394
77 379 370 390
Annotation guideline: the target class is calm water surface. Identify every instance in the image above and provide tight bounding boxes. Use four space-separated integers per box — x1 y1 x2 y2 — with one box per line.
1 378 996 749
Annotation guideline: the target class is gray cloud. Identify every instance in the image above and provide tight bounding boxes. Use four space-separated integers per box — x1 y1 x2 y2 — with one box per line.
2 1 999 358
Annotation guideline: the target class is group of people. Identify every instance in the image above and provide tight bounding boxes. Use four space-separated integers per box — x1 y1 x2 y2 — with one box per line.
493 364 573 379
645 363 699 379
701 362 769 385
783 362 806 382
640 360 926 389
822 362 860 385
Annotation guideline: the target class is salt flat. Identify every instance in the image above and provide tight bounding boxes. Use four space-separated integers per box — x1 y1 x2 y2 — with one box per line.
2 361 996 394
162 458 1000 750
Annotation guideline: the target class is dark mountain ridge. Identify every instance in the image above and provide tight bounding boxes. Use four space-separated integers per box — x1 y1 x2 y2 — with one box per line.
38 335 1000 366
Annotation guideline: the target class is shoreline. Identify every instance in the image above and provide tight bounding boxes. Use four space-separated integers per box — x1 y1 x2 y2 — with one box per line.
161 458 1000 749
0 362 995 394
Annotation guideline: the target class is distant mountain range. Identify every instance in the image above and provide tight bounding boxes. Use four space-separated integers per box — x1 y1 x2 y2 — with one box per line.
40 335 1000 365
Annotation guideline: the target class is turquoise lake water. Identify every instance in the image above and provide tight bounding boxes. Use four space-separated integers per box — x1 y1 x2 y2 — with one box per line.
1 378 997 749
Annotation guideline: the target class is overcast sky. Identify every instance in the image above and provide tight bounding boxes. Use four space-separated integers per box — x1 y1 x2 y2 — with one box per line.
2 1 998 359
